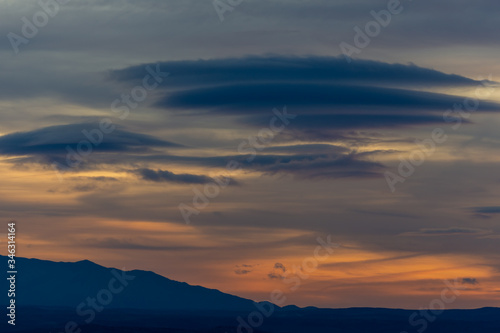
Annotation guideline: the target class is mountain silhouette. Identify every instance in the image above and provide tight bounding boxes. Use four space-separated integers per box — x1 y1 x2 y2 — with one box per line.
2 256 500 333
0 255 256 311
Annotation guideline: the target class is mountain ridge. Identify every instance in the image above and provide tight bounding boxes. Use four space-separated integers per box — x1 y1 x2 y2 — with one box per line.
1 256 500 333
0 255 259 311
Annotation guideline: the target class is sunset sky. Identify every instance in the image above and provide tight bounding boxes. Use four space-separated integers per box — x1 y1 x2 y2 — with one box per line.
1 0 500 309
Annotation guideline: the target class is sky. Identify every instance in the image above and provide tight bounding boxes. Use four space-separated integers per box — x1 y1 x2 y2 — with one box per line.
0 0 500 309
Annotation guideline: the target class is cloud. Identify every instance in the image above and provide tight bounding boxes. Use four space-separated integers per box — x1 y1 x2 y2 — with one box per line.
158 82 498 115
5 126 386 180
267 272 284 280
401 227 491 237
79 150 384 180
274 262 286 272
264 144 351 155
72 176 119 182
267 262 287 279
248 113 456 131
0 123 187 172
135 168 237 185
112 56 499 133
136 151 384 180
132 150 384 180
235 269 252 275
81 237 207 251
111 56 488 88
321 254 425 269
71 184 98 192
3 1 500 62
234 264 257 275
250 153 384 179
472 206 500 214
461 278 479 285
0 123 181 157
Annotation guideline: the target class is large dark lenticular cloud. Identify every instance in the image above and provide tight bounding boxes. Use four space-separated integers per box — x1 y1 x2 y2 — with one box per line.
158 83 500 112
109 56 489 88
111 56 500 131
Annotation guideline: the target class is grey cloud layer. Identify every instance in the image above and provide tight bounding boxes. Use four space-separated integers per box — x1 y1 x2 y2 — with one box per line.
0 121 385 181
2 0 498 57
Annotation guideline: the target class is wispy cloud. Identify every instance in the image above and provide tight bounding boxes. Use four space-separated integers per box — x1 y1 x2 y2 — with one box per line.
400 227 492 237
135 168 237 185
